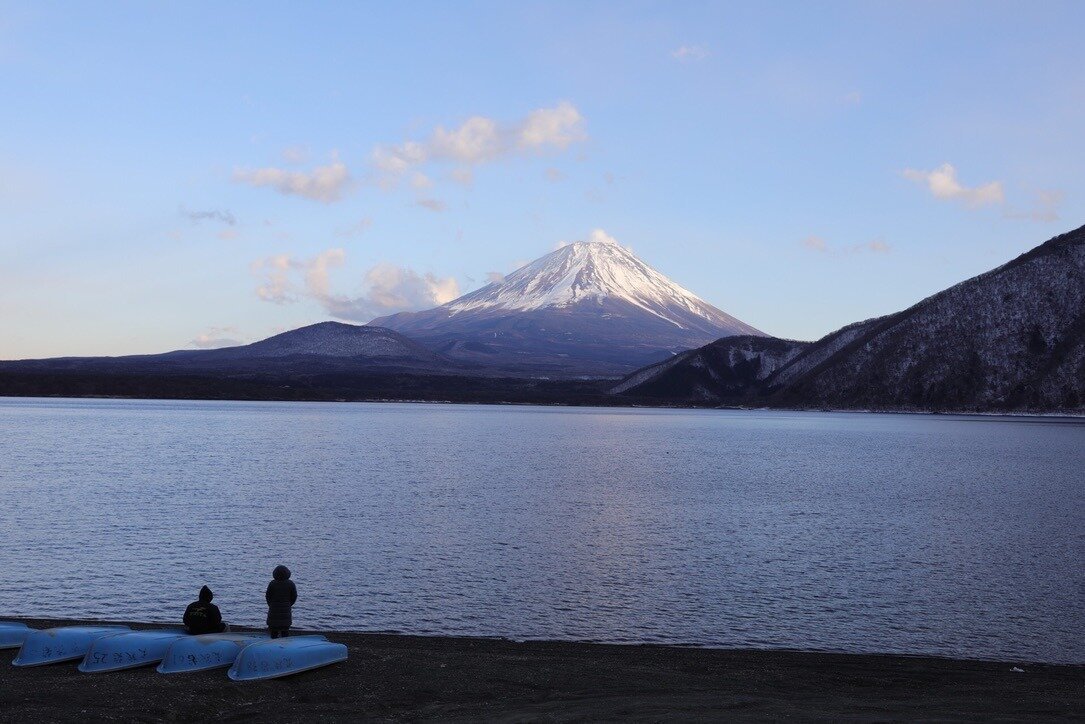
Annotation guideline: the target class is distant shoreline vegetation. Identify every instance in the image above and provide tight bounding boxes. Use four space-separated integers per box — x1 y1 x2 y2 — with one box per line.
0 389 1082 419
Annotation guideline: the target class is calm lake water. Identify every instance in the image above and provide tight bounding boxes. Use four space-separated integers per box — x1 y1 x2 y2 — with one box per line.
0 397 1082 663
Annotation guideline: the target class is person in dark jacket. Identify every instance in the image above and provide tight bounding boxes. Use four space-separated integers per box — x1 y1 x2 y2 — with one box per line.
183 585 227 635
266 565 298 638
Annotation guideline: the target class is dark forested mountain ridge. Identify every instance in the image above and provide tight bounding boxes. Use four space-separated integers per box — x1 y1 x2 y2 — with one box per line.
609 336 808 403
616 224 1085 413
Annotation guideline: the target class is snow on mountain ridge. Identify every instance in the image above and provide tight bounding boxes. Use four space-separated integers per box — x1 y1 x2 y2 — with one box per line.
446 237 752 332
370 232 765 373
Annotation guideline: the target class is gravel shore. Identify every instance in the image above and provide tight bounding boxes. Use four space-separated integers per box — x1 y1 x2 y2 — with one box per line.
1 618 1082 721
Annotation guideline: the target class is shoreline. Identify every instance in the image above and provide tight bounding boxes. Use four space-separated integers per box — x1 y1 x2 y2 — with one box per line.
2 393 1084 420
2 618 1082 721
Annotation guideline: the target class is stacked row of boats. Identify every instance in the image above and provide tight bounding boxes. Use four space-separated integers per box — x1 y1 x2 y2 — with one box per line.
0 621 347 681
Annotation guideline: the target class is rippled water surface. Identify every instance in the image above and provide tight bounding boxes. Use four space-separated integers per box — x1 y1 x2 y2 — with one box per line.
0 398 1082 663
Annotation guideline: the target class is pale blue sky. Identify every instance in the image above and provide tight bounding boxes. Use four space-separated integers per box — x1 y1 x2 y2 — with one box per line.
2 1 1083 357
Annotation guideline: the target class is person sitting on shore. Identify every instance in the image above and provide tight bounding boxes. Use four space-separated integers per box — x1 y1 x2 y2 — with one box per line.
266 565 298 638
183 585 227 635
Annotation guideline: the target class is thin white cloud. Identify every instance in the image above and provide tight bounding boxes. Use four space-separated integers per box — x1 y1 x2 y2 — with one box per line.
233 158 352 203
431 115 504 163
485 271 505 283
671 45 709 61
370 102 586 185
1003 189 1063 222
415 197 447 213
371 141 428 179
801 235 891 256
357 264 460 319
251 249 460 322
587 229 619 246
281 145 310 164
252 253 305 304
190 326 243 349
518 103 587 150
335 217 373 238
863 239 891 253
903 163 1004 207
180 206 236 225
450 167 474 186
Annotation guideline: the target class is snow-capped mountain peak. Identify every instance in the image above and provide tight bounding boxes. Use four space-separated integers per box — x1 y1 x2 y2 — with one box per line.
370 231 764 374
445 233 759 334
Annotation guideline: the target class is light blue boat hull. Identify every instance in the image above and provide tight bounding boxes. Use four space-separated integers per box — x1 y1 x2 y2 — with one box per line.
227 636 347 681
11 625 131 666
157 633 269 673
78 630 189 673
0 622 33 650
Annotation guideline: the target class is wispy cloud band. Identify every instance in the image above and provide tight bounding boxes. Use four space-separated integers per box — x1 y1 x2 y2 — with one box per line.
234 158 352 203
371 101 587 185
252 249 460 322
903 163 1004 207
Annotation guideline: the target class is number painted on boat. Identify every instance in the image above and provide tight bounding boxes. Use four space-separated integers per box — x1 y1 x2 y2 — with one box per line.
247 656 294 673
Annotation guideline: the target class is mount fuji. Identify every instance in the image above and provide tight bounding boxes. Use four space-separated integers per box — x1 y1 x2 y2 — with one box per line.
370 234 763 374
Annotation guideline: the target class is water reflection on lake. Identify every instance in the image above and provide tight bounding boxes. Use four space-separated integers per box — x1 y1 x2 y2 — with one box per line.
0 398 1081 663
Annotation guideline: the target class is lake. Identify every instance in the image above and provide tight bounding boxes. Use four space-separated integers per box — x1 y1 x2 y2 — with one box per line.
0 397 1081 663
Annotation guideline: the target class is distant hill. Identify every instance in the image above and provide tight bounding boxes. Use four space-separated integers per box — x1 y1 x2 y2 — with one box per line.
615 224 1085 413
372 236 762 375
0 321 624 404
173 322 442 363
0 322 450 375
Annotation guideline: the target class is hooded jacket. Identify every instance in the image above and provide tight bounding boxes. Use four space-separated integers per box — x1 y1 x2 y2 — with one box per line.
183 585 224 635
265 565 298 628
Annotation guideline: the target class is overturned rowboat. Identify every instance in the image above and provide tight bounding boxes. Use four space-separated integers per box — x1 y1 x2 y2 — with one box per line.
157 633 269 673
227 636 347 681
0 622 33 650
12 625 131 666
78 629 189 673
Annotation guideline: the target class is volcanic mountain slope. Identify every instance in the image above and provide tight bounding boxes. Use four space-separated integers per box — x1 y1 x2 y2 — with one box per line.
1 322 450 375
372 236 763 374
183 322 439 362
616 224 1085 412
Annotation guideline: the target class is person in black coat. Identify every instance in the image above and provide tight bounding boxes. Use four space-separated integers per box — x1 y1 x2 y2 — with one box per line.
266 565 298 638
183 585 227 634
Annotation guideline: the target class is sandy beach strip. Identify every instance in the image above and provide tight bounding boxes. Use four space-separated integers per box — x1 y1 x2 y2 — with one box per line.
1 618 1082 722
